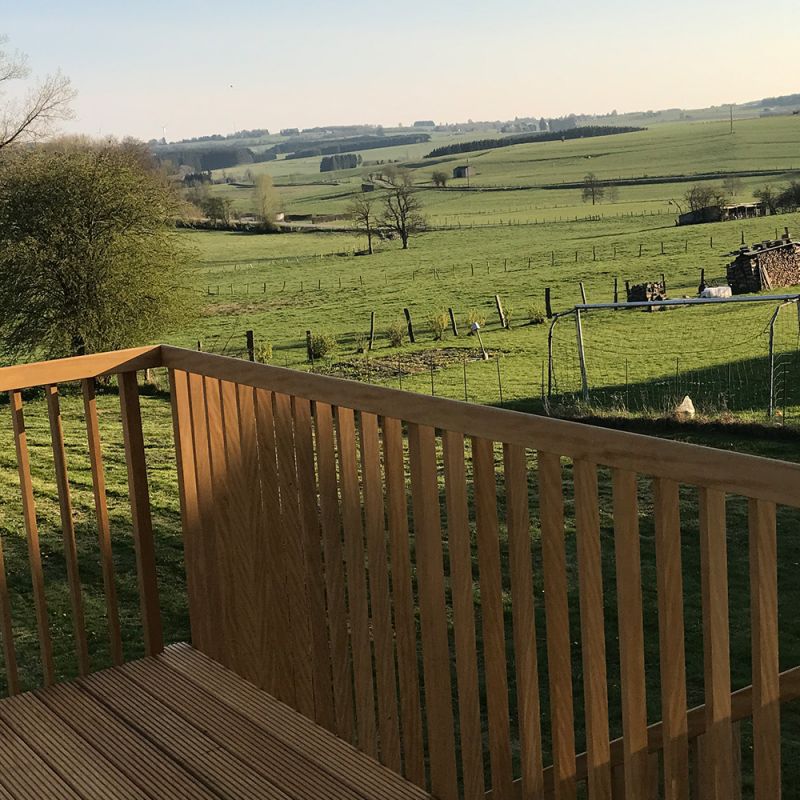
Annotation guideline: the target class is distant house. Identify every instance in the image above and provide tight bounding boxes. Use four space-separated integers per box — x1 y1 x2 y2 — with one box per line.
678 203 764 226
361 183 375 192
413 120 436 128
453 165 475 179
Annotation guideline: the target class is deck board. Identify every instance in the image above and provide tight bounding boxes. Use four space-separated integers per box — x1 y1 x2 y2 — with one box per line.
0 645 431 800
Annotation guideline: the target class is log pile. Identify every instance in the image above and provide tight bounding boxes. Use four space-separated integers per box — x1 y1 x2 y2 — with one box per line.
726 231 800 294
626 281 667 303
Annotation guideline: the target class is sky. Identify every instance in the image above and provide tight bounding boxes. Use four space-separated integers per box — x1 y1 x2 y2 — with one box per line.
2 0 798 142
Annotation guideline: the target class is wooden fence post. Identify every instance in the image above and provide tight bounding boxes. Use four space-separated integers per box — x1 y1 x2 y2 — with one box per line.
495 294 507 329
368 311 376 351
404 308 416 343
306 330 313 362
246 330 255 362
545 288 552 319
448 308 459 337
614 277 619 304
579 282 587 305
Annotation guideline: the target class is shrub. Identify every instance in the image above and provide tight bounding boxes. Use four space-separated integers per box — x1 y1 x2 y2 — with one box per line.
527 305 546 325
255 343 273 362
465 309 486 333
503 305 513 329
354 333 368 353
387 320 406 347
428 310 449 341
310 332 337 360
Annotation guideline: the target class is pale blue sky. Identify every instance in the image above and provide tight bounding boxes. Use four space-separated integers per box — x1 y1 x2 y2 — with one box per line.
3 0 797 141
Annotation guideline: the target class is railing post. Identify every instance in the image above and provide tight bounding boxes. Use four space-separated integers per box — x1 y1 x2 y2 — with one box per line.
119 370 163 656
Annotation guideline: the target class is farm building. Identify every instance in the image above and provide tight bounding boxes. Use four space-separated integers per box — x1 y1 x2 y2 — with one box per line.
726 230 800 293
361 182 375 192
678 202 764 226
452 165 475 179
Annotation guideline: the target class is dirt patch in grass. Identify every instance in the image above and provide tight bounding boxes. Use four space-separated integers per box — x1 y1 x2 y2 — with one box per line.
313 347 493 380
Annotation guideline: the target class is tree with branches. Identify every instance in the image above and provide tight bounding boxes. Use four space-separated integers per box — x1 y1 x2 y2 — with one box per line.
581 173 605 205
0 140 194 358
349 192 377 254
379 168 425 250
0 35 75 153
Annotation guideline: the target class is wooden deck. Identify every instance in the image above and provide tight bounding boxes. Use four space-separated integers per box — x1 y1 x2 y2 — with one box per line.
0 643 431 800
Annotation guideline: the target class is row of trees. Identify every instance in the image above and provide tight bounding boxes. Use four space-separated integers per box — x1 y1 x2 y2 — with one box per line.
754 182 800 215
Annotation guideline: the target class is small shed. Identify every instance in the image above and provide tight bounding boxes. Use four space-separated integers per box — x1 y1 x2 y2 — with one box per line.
453 165 475 179
361 183 375 192
726 230 800 293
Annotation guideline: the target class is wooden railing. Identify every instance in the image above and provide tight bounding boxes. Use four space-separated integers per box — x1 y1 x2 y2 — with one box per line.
0 344 799 799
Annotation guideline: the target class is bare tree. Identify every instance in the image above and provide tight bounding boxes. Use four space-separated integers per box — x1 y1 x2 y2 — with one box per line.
380 168 425 250
431 169 448 187
684 184 728 212
581 173 605 205
0 35 75 153
349 193 377 254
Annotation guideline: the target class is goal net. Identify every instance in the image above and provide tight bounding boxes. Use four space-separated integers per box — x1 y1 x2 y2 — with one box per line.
548 297 800 423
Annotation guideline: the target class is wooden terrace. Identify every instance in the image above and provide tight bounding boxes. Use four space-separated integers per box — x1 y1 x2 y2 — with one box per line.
0 344 798 798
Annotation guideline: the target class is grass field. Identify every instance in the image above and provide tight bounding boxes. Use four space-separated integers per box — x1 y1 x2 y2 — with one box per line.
1 113 799 793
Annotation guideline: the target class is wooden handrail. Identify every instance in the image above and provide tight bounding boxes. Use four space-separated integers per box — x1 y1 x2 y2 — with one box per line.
0 345 162 392
161 345 800 507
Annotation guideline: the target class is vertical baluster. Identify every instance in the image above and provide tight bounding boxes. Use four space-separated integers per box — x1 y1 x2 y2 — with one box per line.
653 478 689 800
612 468 648 798
253 387 291 703
274 391 314 717
46 384 89 676
337 407 378 758
473 436 513 798
749 498 780 799
83 378 123 666
699 487 733 799
10 390 54 685
383 416 425 787
294 397 336 733
505 443 544 799
187 374 222 663
443 430 485 800
574 459 612 800
408 422 458 800
169 369 207 656
118 372 163 657
360 411 401 771
539 451 577 800
316 403 356 744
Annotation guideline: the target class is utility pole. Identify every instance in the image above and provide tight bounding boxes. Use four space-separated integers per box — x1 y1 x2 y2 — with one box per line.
730 104 734 134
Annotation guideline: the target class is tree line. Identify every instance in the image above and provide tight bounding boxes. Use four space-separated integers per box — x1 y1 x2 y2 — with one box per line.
424 126 645 158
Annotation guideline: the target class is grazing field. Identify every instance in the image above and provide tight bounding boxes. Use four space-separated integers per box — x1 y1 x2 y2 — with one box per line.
1 114 799 795
173 116 800 424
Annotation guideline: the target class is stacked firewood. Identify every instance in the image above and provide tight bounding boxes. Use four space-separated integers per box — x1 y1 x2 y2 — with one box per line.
626 281 667 303
726 239 800 294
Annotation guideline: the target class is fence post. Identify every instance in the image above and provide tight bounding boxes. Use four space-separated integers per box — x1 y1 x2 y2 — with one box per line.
545 288 553 319
404 308 416 343
448 308 459 337
368 311 376 351
246 330 255 362
575 309 590 403
768 305 781 417
495 294 507 329
306 330 313 362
